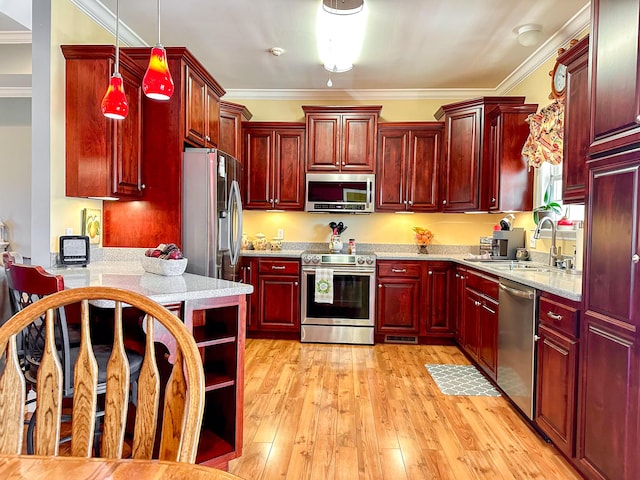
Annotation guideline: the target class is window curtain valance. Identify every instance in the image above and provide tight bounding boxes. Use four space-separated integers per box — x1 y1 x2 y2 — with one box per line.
521 99 565 168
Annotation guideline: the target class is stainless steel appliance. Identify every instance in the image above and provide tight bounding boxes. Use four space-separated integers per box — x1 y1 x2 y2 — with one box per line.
491 228 525 260
301 251 376 344
182 148 243 281
497 278 540 420
305 173 375 213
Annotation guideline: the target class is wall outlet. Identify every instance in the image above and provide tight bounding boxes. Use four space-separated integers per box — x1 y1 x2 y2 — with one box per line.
277 228 284 238
529 235 536 248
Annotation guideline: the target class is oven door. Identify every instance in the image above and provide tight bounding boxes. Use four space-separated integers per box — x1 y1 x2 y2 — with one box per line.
301 268 375 326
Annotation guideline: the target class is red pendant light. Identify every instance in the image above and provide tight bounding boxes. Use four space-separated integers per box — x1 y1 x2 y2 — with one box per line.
101 0 128 119
143 0 174 100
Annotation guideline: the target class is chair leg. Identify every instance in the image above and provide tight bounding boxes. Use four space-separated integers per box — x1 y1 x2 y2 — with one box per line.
26 412 36 454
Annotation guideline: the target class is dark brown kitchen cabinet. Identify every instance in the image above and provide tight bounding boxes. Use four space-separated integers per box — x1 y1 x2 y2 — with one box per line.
256 258 301 335
185 64 222 148
220 101 252 161
589 0 640 156
240 257 258 333
303 105 381 173
559 36 589 204
461 268 499 380
242 123 305 210
376 123 443 212
536 294 580 459
423 262 453 335
577 152 640 480
61 45 144 199
375 261 422 340
453 266 467 343
100 47 225 247
435 97 532 212
485 103 537 212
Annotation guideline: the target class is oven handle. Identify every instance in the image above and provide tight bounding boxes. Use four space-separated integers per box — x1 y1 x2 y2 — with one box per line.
302 267 375 276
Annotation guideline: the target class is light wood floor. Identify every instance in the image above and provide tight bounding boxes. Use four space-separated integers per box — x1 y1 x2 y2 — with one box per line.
227 339 582 480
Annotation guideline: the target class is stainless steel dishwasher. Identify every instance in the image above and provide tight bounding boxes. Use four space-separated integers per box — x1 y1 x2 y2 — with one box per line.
497 278 539 420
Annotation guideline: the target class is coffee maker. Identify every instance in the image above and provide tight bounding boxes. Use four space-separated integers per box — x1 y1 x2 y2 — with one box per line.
491 228 525 260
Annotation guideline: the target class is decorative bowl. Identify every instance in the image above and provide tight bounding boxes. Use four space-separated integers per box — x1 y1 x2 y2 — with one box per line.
141 256 188 276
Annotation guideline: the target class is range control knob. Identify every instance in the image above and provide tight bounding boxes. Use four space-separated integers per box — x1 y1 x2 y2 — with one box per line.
365 257 374 265
357 257 365 264
312 255 320 264
302 255 310 263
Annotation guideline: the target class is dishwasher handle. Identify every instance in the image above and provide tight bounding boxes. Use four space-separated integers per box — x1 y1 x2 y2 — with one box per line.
499 282 535 300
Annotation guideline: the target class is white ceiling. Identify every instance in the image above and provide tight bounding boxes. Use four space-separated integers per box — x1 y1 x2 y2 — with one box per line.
0 0 591 99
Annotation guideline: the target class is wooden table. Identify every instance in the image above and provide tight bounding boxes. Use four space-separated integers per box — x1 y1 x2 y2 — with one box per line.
0 455 244 479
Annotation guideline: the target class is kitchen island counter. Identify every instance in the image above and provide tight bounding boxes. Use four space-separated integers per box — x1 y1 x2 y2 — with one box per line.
46 261 253 307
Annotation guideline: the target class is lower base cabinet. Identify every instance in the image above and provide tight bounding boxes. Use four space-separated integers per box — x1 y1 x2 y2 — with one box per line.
242 257 300 338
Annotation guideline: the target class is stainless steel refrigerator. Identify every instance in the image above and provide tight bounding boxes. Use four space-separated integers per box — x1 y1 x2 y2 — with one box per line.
182 148 243 281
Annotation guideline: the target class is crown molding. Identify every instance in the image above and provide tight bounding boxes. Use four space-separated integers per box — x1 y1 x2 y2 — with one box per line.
223 87 498 101
69 0 148 47
0 31 32 44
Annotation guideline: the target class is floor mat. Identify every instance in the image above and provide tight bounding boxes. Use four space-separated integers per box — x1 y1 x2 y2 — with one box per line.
425 364 501 396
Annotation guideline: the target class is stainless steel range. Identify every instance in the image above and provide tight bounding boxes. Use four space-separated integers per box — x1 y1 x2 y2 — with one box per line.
300 251 376 345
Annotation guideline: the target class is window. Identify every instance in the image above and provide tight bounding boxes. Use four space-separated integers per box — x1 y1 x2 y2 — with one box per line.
535 162 584 221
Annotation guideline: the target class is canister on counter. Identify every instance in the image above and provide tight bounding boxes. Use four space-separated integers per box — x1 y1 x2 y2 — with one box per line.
348 238 356 254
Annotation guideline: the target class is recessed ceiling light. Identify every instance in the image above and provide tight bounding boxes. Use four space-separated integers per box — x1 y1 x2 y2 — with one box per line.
269 47 285 56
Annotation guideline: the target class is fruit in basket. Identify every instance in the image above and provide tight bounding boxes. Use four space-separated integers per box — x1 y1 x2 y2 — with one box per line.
145 243 183 260
411 226 433 245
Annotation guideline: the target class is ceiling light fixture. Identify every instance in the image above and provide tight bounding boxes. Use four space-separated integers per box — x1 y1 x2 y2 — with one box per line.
514 24 543 47
101 0 128 120
317 0 368 73
143 0 174 100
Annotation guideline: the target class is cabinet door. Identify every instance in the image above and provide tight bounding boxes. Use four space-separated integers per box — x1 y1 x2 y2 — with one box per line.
241 258 258 332
376 277 421 335
453 268 467 343
341 113 377 172
463 289 480 357
441 108 481 211
561 37 590 204
425 264 452 334
258 274 300 332
536 324 578 458
205 87 220 148
185 66 207 146
376 128 409 211
408 128 440 212
274 128 305 210
477 297 498 379
243 128 274 209
589 0 640 155
306 114 340 171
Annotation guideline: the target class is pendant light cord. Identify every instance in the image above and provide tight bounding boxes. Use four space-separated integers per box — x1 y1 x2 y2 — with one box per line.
157 0 161 45
114 0 120 73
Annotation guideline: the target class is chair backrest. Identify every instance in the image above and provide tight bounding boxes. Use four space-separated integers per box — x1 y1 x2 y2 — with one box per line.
0 286 205 463
2 261 76 396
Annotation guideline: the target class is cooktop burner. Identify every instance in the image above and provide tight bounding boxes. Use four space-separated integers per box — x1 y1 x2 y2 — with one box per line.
301 250 376 267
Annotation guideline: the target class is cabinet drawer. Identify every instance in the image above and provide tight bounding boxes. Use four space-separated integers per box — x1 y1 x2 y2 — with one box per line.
377 262 421 278
466 269 499 300
258 259 300 275
539 297 579 338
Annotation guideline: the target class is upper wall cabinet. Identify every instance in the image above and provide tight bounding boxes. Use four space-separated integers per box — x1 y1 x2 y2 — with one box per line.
220 101 252 161
559 36 589 204
435 97 533 212
485 103 537 212
303 105 381 173
102 47 224 248
184 65 223 148
61 45 144 199
589 0 640 156
376 123 443 212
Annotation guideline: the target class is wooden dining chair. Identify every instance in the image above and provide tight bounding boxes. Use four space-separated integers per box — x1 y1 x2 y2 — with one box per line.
0 286 205 463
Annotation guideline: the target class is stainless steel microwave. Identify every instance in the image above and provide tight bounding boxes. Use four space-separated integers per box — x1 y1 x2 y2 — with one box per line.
305 173 375 213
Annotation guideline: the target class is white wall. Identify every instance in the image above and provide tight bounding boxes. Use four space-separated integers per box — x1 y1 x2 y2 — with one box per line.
0 97 31 256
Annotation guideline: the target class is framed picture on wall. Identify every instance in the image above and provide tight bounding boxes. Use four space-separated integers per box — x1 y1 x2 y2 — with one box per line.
82 208 102 245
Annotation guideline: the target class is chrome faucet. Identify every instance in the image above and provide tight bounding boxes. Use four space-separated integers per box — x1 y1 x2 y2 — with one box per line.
534 216 562 266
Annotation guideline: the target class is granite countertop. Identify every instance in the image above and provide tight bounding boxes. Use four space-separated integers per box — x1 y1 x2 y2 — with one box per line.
46 261 253 306
245 249 582 301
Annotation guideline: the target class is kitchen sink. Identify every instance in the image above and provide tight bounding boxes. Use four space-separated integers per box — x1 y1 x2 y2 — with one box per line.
489 263 553 273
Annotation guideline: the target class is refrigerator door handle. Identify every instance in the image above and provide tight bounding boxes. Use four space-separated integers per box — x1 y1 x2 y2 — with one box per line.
228 179 243 268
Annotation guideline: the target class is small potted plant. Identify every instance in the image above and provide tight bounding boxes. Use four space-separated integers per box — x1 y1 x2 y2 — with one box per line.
412 226 433 254
533 182 562 224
